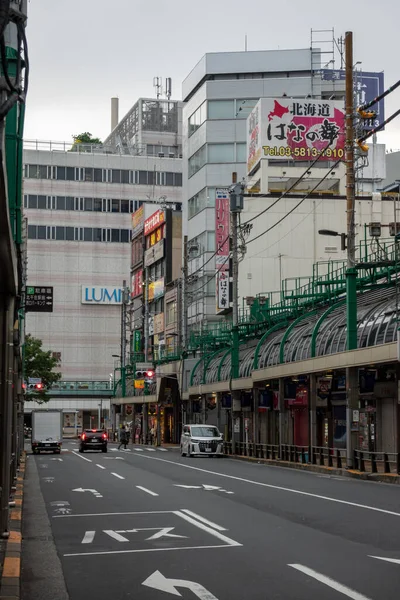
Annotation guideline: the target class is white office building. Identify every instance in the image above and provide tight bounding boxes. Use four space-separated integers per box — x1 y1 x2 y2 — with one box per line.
182 49 386 331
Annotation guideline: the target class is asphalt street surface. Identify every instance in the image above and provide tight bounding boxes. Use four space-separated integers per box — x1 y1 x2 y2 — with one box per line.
22 440 400 600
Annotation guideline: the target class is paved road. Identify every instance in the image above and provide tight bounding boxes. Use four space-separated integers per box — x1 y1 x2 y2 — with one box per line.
22 440 400 600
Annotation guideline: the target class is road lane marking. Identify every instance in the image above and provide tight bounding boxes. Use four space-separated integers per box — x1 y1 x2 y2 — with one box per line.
82 531 95 544
180 509 227 532
289 564 373 600
132 454 400 518
103 529 129 542
53 510 174 519
133 448 144 452
145 448 156 452
174 511 241 547
369 555 400 565
63 543 239 558
142 570 218 599
111 472 125 480
136 486 159 497
96 464 106 470
158 448 168 452
72 451 92 463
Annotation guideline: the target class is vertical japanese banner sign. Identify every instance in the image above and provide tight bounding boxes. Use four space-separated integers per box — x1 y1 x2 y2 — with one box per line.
215 189 230 314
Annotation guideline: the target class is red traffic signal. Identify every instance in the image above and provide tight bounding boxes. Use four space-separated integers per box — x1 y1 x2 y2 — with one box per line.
146 370 154 379
35 383 43 390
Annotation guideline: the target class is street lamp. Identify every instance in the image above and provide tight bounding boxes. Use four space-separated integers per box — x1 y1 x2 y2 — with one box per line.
318 229 347 251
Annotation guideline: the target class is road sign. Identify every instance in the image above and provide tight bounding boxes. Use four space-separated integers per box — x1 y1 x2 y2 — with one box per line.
28 377 42 384
26 286 53 313
142 570 219 599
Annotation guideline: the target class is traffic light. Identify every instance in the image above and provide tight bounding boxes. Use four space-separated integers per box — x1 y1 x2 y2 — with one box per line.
145 369 155 384
135 368 155 383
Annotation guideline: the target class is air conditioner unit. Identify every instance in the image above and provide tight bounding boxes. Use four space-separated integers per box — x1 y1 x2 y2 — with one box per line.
158 152 164 157
169 153 175 158
178 154 183 158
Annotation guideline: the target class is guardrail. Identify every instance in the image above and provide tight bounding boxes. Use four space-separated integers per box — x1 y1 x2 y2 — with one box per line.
354 450 400 474
224 443 400 475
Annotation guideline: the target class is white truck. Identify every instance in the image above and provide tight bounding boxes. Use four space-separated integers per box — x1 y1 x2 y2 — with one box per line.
31 409 63 454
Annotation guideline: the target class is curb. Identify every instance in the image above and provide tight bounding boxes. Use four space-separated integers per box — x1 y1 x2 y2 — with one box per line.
225 454 400 484
0 452 25 600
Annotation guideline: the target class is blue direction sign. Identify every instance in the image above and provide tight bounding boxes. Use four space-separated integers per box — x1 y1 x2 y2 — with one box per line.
320 69 385 130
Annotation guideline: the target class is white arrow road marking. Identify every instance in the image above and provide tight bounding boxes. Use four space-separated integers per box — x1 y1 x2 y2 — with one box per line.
72 488 103 498
202 485 221 491
51 458 63 461
369 555 400 565
174 485 202 489
103 457 124 460
142 570 218 599
55 507 72 515
82 531 96 544
136 486 159 497
50 501 70 507
174 484 234 494
115 527 187 541
289 564 373 600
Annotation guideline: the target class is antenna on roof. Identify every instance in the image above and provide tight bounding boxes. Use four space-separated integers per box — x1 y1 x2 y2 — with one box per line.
245 34 248 52
165 78 172 100
153 77 162 99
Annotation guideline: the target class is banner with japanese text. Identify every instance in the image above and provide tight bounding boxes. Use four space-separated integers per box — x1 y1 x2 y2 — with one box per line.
247 98 345 171
215 189 230 314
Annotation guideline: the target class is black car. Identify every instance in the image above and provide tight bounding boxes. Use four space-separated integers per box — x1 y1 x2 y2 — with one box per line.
79 429 108 453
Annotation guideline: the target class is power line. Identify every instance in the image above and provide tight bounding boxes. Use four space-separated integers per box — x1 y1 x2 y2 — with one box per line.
247 160 342 246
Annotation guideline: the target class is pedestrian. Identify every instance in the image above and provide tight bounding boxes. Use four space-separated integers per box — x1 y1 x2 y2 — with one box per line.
150 426 155 445
118 425 128 450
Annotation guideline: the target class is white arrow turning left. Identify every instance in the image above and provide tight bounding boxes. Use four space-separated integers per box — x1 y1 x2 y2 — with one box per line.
142 570 218 599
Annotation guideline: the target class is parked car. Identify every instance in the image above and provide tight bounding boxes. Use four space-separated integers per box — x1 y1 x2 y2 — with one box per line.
180 424 224 457
79 429 108 453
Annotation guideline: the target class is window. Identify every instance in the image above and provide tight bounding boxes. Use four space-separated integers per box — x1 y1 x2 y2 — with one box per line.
188 101 207 136
56 196 66 210
27 225 36 239
28 195 37 209
56 227 65 241
94 168 102 182
93 198 102 212
207 231 215 252
188 145 206 178
120 200 129 213
112 169 121 183
37 195 46 209
147 145 154 155
148 170 155 185
235 99 258 118
111 199 120 213
23 195 27 208
165 172 174 186
65 227 74 241
56 166 66 180
37 226 46 240
188 188 215 219
208 143 235 163
27 165 38 178
166 300 177 325
208 100 234 119
138 171 147 185
121 229 129 243
175 173 182 186
84 228 92 242
85 168 93 182
84 198 93 211
236 143 247 162
39 165 48 179
93 228 102 242
111 229 120 242
66 196 74 210
121 170 130 184
66 167 75 181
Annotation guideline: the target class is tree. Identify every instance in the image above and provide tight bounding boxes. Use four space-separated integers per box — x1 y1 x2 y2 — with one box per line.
24 334 61 403
72 131 102 145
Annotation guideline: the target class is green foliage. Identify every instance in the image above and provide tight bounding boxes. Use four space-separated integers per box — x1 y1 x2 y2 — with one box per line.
73 132 102 144
25 334 61 403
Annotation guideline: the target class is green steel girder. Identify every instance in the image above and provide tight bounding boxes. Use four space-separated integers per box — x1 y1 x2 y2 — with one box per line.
202 348 226 384
253 322 288 370
310 299 346 358
279 310 318 364
217 348 232 382
189 357 204 387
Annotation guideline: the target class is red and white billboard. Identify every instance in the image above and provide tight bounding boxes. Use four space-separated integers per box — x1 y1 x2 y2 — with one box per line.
247 98 345 173
131 269 143 298
215 189 230 314
144 209 165 236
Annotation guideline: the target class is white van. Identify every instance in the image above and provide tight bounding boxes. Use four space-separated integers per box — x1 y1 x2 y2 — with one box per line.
180 424 224 457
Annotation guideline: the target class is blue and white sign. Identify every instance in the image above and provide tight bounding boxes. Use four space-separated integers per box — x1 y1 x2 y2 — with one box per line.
320 69 385 130
81 286 122 305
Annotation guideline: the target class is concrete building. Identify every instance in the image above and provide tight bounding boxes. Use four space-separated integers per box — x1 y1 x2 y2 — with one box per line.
181 49 386 333
23 99 183 430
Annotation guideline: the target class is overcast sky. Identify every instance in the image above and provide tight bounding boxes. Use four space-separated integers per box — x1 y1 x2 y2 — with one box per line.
24 0 400 150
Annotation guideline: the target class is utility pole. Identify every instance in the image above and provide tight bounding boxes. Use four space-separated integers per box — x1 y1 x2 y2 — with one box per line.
344 31 358 469
144 267 149 361
229 175 244 454
180 236 188 425
120 280 128 398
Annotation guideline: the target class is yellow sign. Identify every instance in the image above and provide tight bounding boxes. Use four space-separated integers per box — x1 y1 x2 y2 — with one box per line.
134 379 145 389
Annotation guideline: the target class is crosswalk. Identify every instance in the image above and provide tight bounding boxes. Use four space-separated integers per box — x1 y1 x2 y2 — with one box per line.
110 447 170 453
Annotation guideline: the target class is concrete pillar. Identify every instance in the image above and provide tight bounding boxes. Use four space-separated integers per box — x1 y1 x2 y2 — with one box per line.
309 374 317 462
346 366 359 468
278 378 284 458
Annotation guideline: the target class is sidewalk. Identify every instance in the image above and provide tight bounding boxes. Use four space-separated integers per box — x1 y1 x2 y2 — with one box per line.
0 453 25 600
225 453 400 484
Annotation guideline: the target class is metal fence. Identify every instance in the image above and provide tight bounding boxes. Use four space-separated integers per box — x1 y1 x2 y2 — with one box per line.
224 443 400 475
